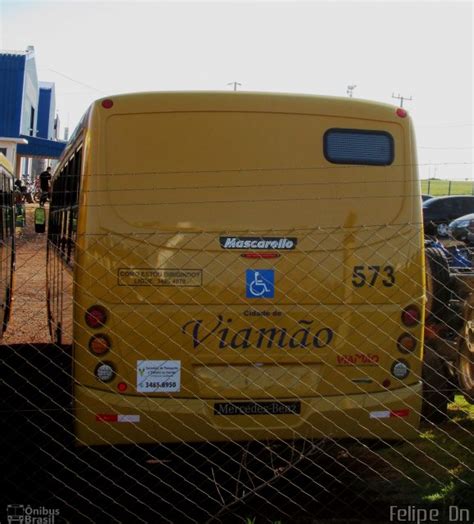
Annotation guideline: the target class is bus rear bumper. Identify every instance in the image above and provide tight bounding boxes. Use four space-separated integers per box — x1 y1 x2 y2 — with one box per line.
74 382 422 446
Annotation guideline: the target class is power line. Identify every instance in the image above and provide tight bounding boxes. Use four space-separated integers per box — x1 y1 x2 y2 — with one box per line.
419 146 474 150
417 122 474 128
47 68 106 94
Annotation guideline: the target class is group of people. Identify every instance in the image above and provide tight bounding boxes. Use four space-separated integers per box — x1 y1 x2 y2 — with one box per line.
14 177 32 202
14 166 52 206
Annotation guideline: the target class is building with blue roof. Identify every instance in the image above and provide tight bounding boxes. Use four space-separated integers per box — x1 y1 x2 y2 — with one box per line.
0 45 66 178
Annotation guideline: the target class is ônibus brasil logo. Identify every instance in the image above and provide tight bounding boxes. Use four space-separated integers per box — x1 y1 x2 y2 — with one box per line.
220 236 297 250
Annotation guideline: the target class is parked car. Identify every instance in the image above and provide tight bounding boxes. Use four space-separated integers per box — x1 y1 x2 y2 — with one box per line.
422 194 433 202
448 213 474 242
423 195 474 236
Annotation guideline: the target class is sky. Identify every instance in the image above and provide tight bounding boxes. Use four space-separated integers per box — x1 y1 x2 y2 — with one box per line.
0 0 472 180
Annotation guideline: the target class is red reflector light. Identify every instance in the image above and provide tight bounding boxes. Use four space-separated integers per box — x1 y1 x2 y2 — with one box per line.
391 409 410 418
241 253 281 259
401 306 420 327
117 382 128 392
101 99 114 109
85 305 108 328
396 108 407 118
96 413 117 422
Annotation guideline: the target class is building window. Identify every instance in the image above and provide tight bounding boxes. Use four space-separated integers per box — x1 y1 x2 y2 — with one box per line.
324 129 394 166
29 107 35 136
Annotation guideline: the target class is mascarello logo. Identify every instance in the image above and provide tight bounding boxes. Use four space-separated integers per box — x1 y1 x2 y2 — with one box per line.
220 236 297 250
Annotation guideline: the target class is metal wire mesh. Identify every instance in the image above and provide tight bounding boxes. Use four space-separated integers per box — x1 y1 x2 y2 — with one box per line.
1 201 473 524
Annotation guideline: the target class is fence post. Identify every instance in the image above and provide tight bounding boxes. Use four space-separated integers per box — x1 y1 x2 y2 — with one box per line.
448 180 452 195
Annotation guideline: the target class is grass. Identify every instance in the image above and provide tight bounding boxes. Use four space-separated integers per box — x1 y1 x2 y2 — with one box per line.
241 397 473 523
350 396 474 512
421 179 474 197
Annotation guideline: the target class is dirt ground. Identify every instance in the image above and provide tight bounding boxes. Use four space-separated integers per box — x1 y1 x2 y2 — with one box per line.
3 203 50 344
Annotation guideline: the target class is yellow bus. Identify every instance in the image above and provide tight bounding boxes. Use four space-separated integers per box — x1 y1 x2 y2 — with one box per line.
0 153 15 336
47 92 424 447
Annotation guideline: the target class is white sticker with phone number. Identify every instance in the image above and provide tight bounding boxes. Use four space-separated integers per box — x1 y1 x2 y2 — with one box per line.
137 360 181 393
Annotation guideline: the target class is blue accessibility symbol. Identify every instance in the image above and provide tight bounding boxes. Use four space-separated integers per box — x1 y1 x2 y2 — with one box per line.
246 269 274 299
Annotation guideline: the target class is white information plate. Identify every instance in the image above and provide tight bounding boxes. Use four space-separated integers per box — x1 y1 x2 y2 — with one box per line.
137 360 181 393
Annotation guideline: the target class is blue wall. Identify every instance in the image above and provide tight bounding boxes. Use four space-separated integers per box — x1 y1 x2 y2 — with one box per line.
21 52 39 136
0 54 25 137
37 87 52 139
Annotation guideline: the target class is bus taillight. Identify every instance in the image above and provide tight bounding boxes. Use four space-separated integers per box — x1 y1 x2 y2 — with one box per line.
85 305 108 328
95 362 115 383
401 305 420 327
397 333 417 354
89 334 111 355
391 360 410 380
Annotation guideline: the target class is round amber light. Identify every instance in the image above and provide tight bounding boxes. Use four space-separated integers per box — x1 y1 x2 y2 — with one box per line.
397 333 417 354
89 334 111 355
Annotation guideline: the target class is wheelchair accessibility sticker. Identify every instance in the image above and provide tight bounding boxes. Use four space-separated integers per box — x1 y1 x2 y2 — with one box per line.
246 269 275 299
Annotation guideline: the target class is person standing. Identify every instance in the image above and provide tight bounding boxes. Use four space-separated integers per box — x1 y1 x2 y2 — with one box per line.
39 166 52 206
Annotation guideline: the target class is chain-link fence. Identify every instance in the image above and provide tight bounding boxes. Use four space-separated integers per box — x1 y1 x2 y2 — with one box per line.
1 202 473 524
423 178 474 197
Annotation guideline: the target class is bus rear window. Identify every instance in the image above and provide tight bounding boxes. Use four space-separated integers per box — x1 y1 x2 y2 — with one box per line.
324 129 394 166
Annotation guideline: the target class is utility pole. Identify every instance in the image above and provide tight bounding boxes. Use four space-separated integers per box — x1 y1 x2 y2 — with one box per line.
227 82 242 91
392 93 413 108
347 85 357 98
